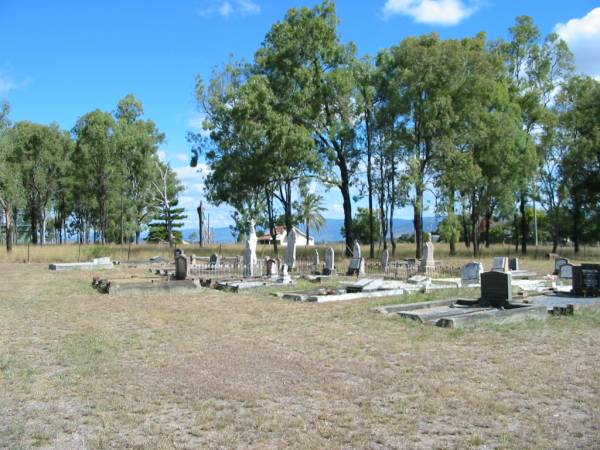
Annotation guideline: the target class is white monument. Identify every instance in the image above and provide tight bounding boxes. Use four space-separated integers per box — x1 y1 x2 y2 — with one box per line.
347 240 365 275
381 249 389 273
243 219 257 277
419 235 435 274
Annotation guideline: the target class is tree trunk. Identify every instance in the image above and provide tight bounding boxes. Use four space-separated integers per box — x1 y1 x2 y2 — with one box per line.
284 179 293 234
135 230 140 245
519 192 528 255
484 207 493 248
462 214 470 248
572 192 581 254
514 212 519 252
413 185 423 259
30 205 38 245
40 209 47 246
379 158 387 251
266 190 278 256
5 207 13 253
338 157 354 257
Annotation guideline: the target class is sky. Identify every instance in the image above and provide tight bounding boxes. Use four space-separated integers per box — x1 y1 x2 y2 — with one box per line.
1 0 599 229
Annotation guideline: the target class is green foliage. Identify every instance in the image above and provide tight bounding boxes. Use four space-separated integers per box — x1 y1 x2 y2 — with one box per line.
341 207 382 244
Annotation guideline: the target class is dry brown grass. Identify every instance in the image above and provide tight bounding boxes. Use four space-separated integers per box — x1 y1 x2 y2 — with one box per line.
1 261 600 449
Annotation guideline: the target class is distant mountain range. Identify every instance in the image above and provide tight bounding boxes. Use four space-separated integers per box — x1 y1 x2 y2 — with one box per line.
182 216 443 244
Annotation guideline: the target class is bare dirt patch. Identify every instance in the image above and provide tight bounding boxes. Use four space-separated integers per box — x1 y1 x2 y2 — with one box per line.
1 262 599 449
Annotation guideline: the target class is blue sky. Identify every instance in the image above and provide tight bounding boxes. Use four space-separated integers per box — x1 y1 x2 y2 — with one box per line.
1 1 599 228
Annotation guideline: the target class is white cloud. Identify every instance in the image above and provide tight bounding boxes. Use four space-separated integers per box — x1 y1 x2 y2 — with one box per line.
187 112 211 137
175 153 190 163
555 8 600 78
197 0 260 18
0 73 16 94
157 149 167 161
382 0 478 26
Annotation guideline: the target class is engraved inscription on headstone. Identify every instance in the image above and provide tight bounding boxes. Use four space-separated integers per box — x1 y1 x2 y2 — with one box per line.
461 262 484 284
559 263 573 279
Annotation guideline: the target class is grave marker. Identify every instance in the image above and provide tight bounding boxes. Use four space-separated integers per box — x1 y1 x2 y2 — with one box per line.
286 228 297 269
175 253 190 280
381 249 389 273
480 271 512 308
324 247 335 275
461 262 484 284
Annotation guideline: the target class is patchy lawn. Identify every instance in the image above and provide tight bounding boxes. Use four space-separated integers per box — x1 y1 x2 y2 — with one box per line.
1 262 599 449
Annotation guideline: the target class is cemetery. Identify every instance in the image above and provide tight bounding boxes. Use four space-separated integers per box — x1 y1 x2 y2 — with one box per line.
2 1 600 448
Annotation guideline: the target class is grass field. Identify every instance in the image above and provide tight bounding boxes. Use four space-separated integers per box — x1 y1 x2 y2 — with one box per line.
1 255 600 448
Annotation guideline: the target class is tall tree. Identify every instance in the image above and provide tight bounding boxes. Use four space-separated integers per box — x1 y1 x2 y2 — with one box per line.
255 0 360 255
148 160 186 247
73 110 118 244
296 187 326 248
0 102 23 252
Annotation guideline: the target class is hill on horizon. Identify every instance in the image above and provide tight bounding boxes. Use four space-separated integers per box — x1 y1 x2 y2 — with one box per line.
182 216 443 245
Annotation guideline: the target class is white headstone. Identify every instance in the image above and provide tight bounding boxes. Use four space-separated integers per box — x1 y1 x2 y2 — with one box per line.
244 219 257 277
381 249 389 273
278 263 291 284
314 250 320 266
286 228 297 269
348 241 365 275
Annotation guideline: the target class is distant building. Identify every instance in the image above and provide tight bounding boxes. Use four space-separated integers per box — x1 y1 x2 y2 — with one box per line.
257 226 315 246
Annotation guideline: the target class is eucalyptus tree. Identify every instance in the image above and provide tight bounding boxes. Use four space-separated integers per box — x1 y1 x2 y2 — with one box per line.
196 55 318 254
148 160 186 247
73 109 119 244
10 121 70 244
495 16 574 253
114 94 165 244
255 0 360 255
557 76 600 252
377 33 465 258
0 102 23 252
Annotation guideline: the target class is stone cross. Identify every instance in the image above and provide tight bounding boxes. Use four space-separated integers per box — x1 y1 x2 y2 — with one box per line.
286 228 297 269
381 249 389 273
243 219 257 277
324 247 335 275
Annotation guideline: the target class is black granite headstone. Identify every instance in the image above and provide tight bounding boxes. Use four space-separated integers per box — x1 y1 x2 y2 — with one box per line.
480 271 512 308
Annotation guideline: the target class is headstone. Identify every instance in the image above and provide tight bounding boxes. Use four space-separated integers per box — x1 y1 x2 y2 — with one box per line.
381 249 389 273
347 241 365 275
243 219 257 277
266 258 278 279
209 253 221 269
554 257 569 275
175 253 190 280
313 250 320 267
492 256 509 272
509 257 519 271
419 236 435 273
480 271 512 308
572 264 600 296
286 228 297 269
559 263 573 280
278 264 291 284
93 257 111 265
174 248 183 258
461 262 484 284
324 247 335 275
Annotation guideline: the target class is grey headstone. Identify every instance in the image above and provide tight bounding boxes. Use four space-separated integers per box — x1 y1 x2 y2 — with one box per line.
555 257 569 274
461 262 483 283
314 250 320 267
559 263 573 279
492 256 509 272
481 271 512 308
419 240 435 273
209 253 221 269
266 258 278 279
174 248 183 258
175 254 189 280
324 247 335 275
286 228 297 269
